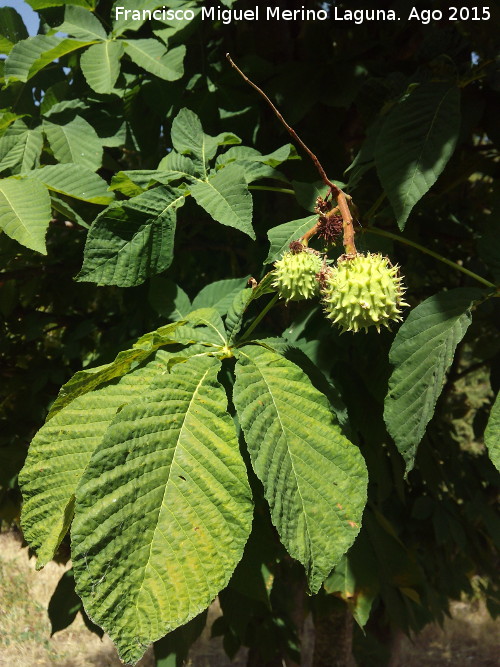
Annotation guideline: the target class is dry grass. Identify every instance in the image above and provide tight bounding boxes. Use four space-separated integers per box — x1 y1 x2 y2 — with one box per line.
0 531 244 667
397 600 500 666
0 531 138 667
0 531 498 666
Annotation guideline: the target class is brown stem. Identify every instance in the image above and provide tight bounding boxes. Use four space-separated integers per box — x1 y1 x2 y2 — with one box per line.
226 53 357 255
300 221 321 246
226 53 339 196
337 192 357 255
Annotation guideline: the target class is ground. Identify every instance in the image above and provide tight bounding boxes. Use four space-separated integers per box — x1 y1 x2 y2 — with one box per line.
0 531 498 667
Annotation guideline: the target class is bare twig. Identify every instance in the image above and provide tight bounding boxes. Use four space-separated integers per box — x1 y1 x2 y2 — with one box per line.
226 53 357 254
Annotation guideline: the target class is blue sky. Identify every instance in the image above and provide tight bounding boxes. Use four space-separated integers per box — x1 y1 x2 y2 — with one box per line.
4 0 39 35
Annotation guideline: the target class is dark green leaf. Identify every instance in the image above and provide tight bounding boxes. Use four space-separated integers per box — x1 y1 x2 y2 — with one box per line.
265 215 316 263
0 7 28 55
384 288 484 472
375 83 461 229
190 164 254 239
77 185 185 286
43 116 103 171
149 277 191 320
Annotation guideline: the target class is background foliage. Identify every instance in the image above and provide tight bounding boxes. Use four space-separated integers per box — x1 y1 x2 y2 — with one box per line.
1 0 499 665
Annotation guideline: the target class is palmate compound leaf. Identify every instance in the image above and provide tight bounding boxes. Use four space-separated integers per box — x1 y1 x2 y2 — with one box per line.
384 288 485 473
71 355 253 664
232 344 367 594
19 352 173 568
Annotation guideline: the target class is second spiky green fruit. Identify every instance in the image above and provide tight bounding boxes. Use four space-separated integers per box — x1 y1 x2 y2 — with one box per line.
272 250 323 301
322 253 407 332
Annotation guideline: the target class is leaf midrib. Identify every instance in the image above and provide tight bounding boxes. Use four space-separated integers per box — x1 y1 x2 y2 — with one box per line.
240 351 313 558
134 364 213 622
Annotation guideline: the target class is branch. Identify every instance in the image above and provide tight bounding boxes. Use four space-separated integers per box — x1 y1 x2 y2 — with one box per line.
226 53 356 254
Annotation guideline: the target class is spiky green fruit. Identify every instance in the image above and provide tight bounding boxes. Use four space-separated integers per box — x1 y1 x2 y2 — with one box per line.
272 250 323 301
322 253 408 332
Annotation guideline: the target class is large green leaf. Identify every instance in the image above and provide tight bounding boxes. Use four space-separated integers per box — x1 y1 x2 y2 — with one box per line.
19 356 169 568
0 7 29 55
71 355 253 664
77 185 185 287
0 120 28 167
47 321 185 418
0 177 50 253
181 307 228 348
384 288 483 472
190 164 254 239
43 116 103 171
80 41 123 94
5 35 94 83
375 82 460 229
233 345 367 593
124 39 185 80
26 164 114 204
484 393 500 472
265 215 316 263
57 4 107 41
0 122 43 173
